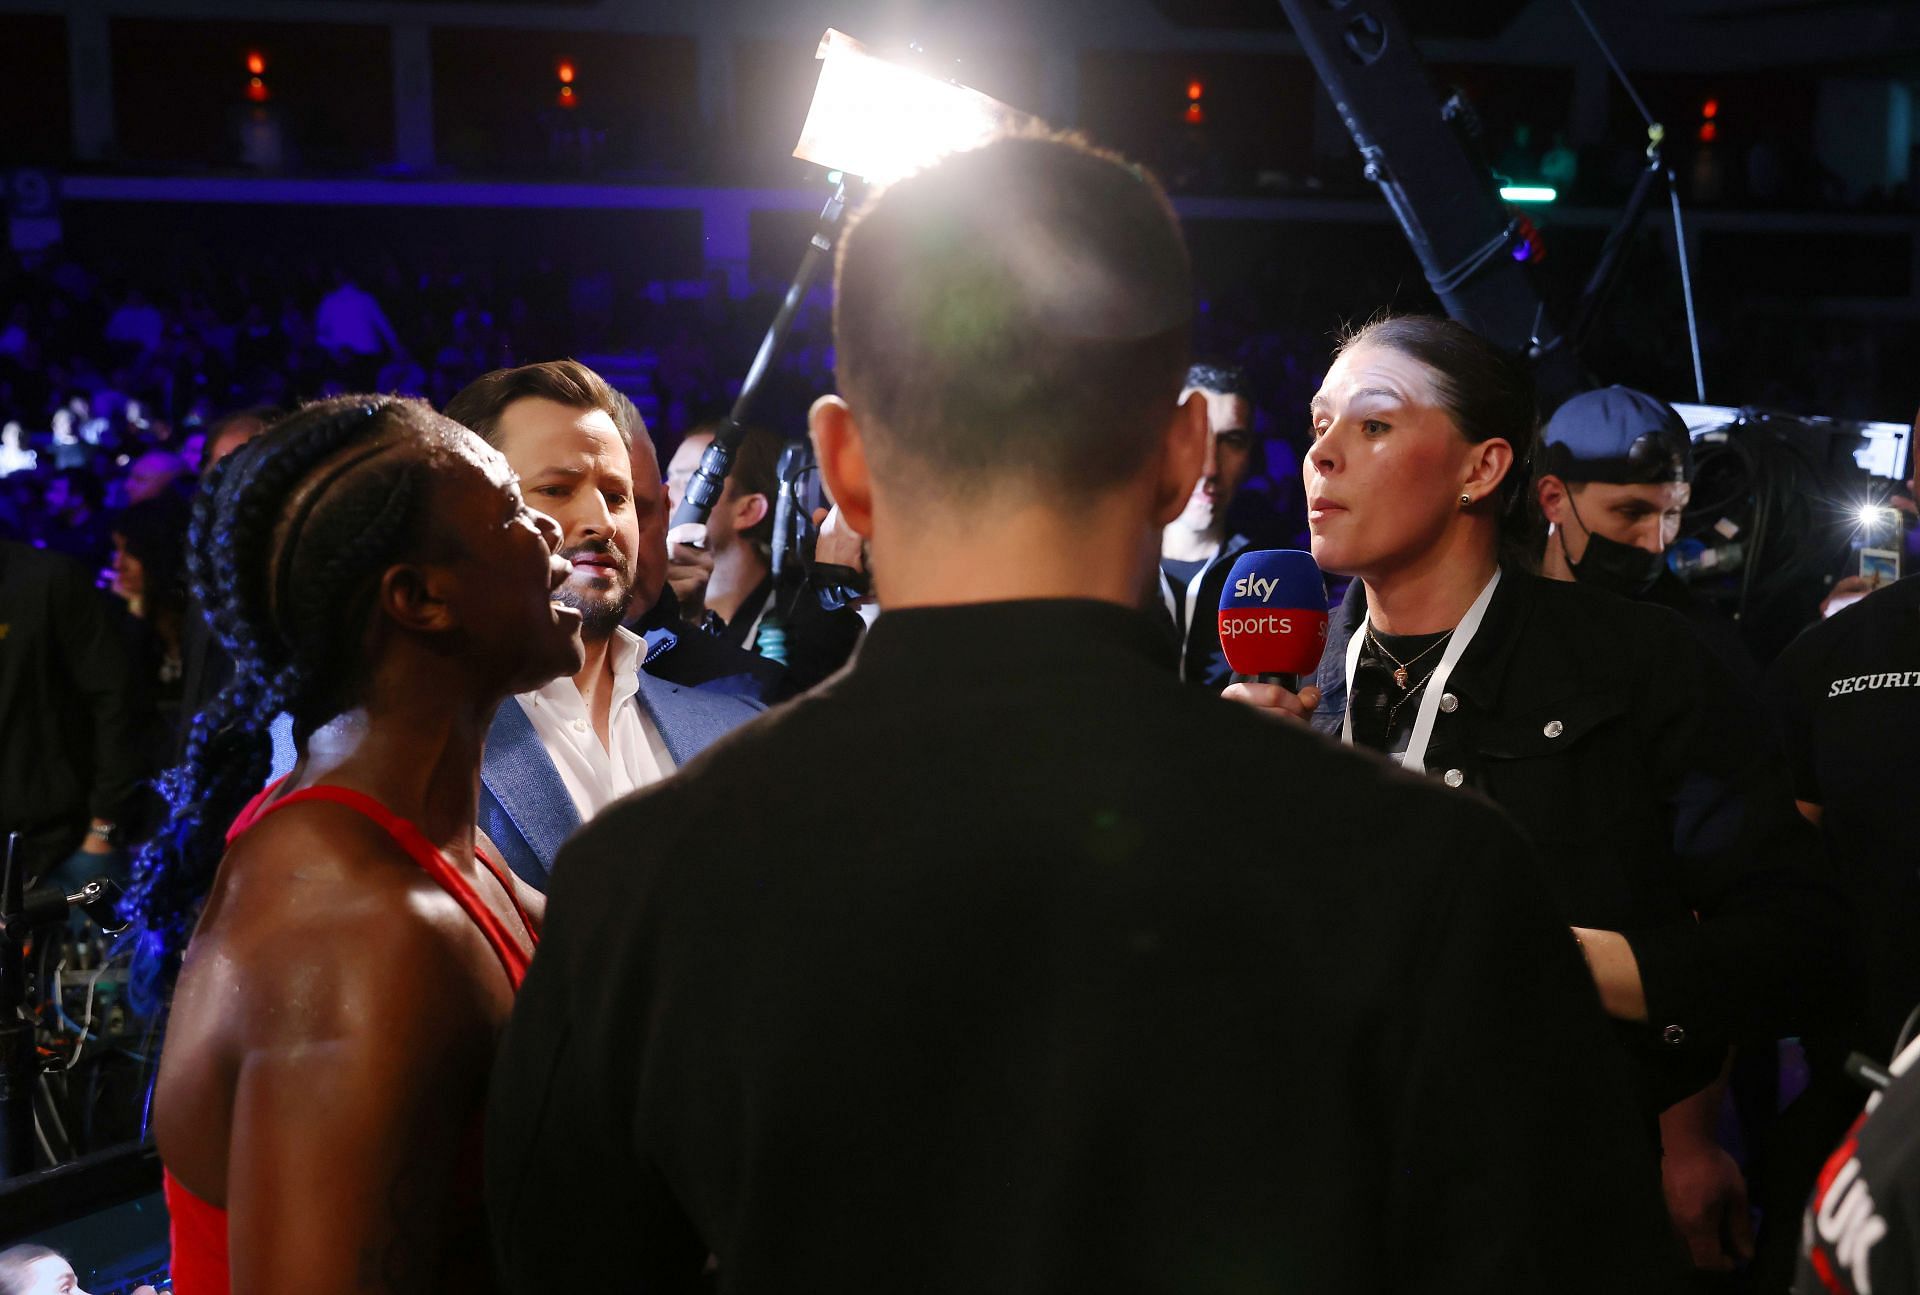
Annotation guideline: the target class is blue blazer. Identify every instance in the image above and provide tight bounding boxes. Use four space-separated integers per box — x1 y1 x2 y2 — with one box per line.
478 670 761 891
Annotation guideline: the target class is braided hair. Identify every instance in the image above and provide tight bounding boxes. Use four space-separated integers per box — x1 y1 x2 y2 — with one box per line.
121 395 449 1010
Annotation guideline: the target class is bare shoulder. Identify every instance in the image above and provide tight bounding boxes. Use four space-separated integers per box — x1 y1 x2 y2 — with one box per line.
156 800 503 1198
176 801 506 1053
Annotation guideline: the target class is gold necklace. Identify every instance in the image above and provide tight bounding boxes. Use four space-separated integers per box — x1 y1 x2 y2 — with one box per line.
1365 624 1454 690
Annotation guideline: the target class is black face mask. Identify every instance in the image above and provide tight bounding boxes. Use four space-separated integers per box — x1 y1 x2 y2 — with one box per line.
1560 496 1667 598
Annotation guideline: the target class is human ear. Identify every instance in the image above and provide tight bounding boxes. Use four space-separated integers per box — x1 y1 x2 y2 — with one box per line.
377 563 457 634
1154 390 1210 526
809 395 873 538
1534 473 1569 527
1464 437 1514 508
735 492 771 534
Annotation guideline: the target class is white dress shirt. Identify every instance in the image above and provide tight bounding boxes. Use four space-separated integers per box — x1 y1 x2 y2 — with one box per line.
513 627 676 822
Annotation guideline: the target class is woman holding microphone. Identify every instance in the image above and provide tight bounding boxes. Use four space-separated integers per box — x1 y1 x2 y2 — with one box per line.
1230 316 1848 1270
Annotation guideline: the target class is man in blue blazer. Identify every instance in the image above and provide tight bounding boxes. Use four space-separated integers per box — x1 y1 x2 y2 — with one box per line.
445 361 764 890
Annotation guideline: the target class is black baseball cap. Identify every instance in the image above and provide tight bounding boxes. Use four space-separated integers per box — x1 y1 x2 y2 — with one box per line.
1540 386 1692 485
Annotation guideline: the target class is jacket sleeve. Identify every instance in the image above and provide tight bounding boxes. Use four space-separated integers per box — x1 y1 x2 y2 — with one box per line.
1621 617 1853 1050
1387 799 1680 1293
53 561 148 822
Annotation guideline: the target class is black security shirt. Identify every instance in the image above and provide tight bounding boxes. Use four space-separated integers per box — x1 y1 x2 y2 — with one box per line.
1769 575 1920 1056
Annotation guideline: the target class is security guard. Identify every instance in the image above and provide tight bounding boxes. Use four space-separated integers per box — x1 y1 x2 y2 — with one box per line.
1756 569 1920 1290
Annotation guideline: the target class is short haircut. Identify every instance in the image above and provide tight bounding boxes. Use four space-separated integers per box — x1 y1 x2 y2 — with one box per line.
444 360 636 452
0 1245 61 1293
687 422 785 549
1185 361 1254 406
833 131 1192 502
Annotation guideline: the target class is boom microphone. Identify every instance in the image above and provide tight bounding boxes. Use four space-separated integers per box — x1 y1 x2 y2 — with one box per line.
1218 549 1329 691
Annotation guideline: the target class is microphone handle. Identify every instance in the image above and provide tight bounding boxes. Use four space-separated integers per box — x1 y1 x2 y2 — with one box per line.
1231 672 1300 692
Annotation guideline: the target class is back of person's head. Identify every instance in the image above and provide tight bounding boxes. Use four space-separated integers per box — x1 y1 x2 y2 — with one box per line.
833 130 1192 506
683 422 784 550
1335 315 1539 565
445 359 635 453
120 395 462 1009
0 1245 63 1295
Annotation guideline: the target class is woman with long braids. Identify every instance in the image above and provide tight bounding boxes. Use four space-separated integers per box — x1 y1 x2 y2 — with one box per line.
1229 316 1848 1272
123 395 584 1292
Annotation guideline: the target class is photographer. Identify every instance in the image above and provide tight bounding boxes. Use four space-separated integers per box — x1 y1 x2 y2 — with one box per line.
664 423 863 692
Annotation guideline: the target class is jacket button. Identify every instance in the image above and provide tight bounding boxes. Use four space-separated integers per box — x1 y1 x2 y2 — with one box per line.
1663 1024 1686 1046
1443 769 1465 788
1439 692 1458 713
1543 720 1565 738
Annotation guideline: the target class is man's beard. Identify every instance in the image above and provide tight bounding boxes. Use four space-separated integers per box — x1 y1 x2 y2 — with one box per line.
558 538 633 639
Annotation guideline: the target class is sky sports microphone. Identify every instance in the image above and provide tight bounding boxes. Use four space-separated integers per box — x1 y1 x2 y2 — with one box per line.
1218 549 1329 691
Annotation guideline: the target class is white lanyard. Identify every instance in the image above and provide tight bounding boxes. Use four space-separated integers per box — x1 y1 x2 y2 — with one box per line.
741 594 774 653
1342 569 1501 775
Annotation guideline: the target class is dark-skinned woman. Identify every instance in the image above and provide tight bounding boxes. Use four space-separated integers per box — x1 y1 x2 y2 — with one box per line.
1229 317 1849 1275
123 395 585 1292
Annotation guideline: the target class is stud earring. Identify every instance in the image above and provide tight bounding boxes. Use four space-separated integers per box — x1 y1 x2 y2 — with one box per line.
1459 492 1472 507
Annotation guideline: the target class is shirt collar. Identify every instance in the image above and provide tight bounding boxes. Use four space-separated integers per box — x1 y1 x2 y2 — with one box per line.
609 626 643 708
851 598 1177 683
521 626 645 713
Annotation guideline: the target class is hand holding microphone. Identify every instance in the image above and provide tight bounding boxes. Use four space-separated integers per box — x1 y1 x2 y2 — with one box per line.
1217 549 1328 724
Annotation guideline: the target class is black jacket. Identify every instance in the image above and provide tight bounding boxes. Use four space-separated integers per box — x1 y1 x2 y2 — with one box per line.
1314 570 1849 1109
629 586 786 702
488 598 1677 1293
0 541 147 856
1153 532 1253 690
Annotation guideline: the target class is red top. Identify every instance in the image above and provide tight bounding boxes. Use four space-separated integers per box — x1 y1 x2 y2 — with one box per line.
164 779 536 1295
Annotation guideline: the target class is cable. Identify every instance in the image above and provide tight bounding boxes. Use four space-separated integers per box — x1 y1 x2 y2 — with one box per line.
33 1110 54 1166
1895 1001 1920 1059
1568 0 1707 397
1668 173 1707 402
1569 0 1657 130
66 952 122 1071
36 1073 72 1154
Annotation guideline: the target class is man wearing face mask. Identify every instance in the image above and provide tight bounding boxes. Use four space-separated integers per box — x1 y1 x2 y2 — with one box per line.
1535 387 1759 689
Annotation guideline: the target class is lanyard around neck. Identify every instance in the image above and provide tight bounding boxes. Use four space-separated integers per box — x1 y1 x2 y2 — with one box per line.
1341 569 1502 775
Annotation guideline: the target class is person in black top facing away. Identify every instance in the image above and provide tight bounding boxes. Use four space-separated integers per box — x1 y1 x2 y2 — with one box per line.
1228 317 1849 1277
486 132 1677 1293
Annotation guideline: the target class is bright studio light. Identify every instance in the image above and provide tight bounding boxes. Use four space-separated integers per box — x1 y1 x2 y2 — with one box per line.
793 29 1035 186
1499 185 1558 204
1857 503 1901 534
